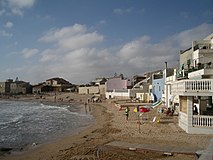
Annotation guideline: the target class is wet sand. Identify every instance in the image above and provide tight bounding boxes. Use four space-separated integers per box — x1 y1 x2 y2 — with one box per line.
1 92 213 160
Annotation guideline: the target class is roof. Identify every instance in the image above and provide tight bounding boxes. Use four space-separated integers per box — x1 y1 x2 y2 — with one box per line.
180 47 192 54
46 77 72 85
204 33 213 40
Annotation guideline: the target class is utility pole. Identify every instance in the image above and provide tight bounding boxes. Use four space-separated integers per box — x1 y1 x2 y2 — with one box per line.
165 62 169 108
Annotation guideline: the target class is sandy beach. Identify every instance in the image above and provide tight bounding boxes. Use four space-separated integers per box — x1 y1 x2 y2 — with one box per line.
1 92 213 160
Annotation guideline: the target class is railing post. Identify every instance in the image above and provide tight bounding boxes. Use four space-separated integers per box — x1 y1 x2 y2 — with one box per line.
193 115 213 127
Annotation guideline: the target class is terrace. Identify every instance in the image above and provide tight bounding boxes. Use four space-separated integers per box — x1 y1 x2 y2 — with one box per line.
171 79 213 96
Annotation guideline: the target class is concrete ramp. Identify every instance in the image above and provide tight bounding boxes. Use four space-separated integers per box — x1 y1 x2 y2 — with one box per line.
105 141 201 155
198 138 213 160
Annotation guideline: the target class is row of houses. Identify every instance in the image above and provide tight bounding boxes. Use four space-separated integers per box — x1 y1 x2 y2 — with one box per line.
78 70 171 103
78 33 213 134
0 77 76 95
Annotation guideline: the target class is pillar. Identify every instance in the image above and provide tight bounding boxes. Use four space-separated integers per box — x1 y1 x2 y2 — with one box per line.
187 96 193 127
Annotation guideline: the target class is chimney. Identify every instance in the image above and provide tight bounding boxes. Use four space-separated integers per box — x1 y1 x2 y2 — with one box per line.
165 62 167 69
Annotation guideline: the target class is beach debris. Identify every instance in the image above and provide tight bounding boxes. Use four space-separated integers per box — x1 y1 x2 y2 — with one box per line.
163 152 173 156
152 116 156 122
129 147 137 151
32 142 37 147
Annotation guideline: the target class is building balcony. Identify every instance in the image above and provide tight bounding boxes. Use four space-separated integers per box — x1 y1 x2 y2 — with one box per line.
194 48 213 55
177 61 213 80
188 68 213 79
171 79 213 96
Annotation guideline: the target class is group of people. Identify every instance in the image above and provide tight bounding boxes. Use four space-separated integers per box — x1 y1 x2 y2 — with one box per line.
124 105 176 121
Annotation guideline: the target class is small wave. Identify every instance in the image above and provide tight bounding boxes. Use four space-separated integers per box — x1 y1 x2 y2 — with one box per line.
0 115 23 126
1 125 8 129
40 103 69 111
69 111 91 117
69 111 79 115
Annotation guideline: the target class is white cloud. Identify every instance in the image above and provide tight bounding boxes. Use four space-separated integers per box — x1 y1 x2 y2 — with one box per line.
58 32 104 50
113 7 133 15
118 36 151 60
6 23 213 84
0 30 13 37
1 0 36 16
20 48 39 58
40 24 87 43
169 23 213 49
40 24 104 50
116 23 213 73
40 48 60 62
5 21 13 28
7 0 35 8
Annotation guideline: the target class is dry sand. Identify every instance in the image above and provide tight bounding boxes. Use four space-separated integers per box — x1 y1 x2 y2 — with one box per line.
0 92 213 160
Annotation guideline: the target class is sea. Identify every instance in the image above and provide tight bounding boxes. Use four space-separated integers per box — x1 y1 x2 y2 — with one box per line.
0 100 94 152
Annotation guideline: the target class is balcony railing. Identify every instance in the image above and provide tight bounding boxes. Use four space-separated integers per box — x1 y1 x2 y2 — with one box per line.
193 115 213 127
171 79 213 95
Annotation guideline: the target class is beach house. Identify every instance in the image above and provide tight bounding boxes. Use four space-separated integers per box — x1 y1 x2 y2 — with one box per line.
162 68 179 113
32 82 53 94
171 33 213 134
131 77 150 103
152 71 164 102
78 78 106 97
45 77 74 92
10 78 32 94
132 70 167 103
105 75 132 99
0 79 13 94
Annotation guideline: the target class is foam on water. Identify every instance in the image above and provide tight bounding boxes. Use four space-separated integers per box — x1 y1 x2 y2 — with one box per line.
0 115 23 125
0 100 94 151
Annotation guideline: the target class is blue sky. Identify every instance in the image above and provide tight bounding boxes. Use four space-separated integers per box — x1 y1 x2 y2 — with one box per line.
0 0 213 84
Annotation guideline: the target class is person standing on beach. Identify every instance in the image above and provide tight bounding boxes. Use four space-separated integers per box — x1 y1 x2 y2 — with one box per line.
125 106 130 121
84 102 88 114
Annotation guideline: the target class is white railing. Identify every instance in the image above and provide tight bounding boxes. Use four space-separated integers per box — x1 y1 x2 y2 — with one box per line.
193 115 213 127
171 79 213 94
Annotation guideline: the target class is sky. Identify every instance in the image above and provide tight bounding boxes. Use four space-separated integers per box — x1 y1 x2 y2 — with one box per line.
0 0 213 84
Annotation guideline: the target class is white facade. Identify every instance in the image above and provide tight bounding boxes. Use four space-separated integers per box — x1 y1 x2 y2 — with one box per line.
162 68 178 109
135 92 150 102
78 86 100 94
106 89 130 99
171 33 213 134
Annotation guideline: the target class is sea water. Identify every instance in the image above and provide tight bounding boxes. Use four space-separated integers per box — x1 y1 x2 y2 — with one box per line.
0 100 93 151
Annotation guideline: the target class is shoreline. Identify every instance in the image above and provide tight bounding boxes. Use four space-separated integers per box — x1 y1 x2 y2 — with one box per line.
1 93 213 159
0 95 95 156
0 93 108 160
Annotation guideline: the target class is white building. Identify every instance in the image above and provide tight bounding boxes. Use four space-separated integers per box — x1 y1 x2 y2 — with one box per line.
171 33 213 134
162 68 179 113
